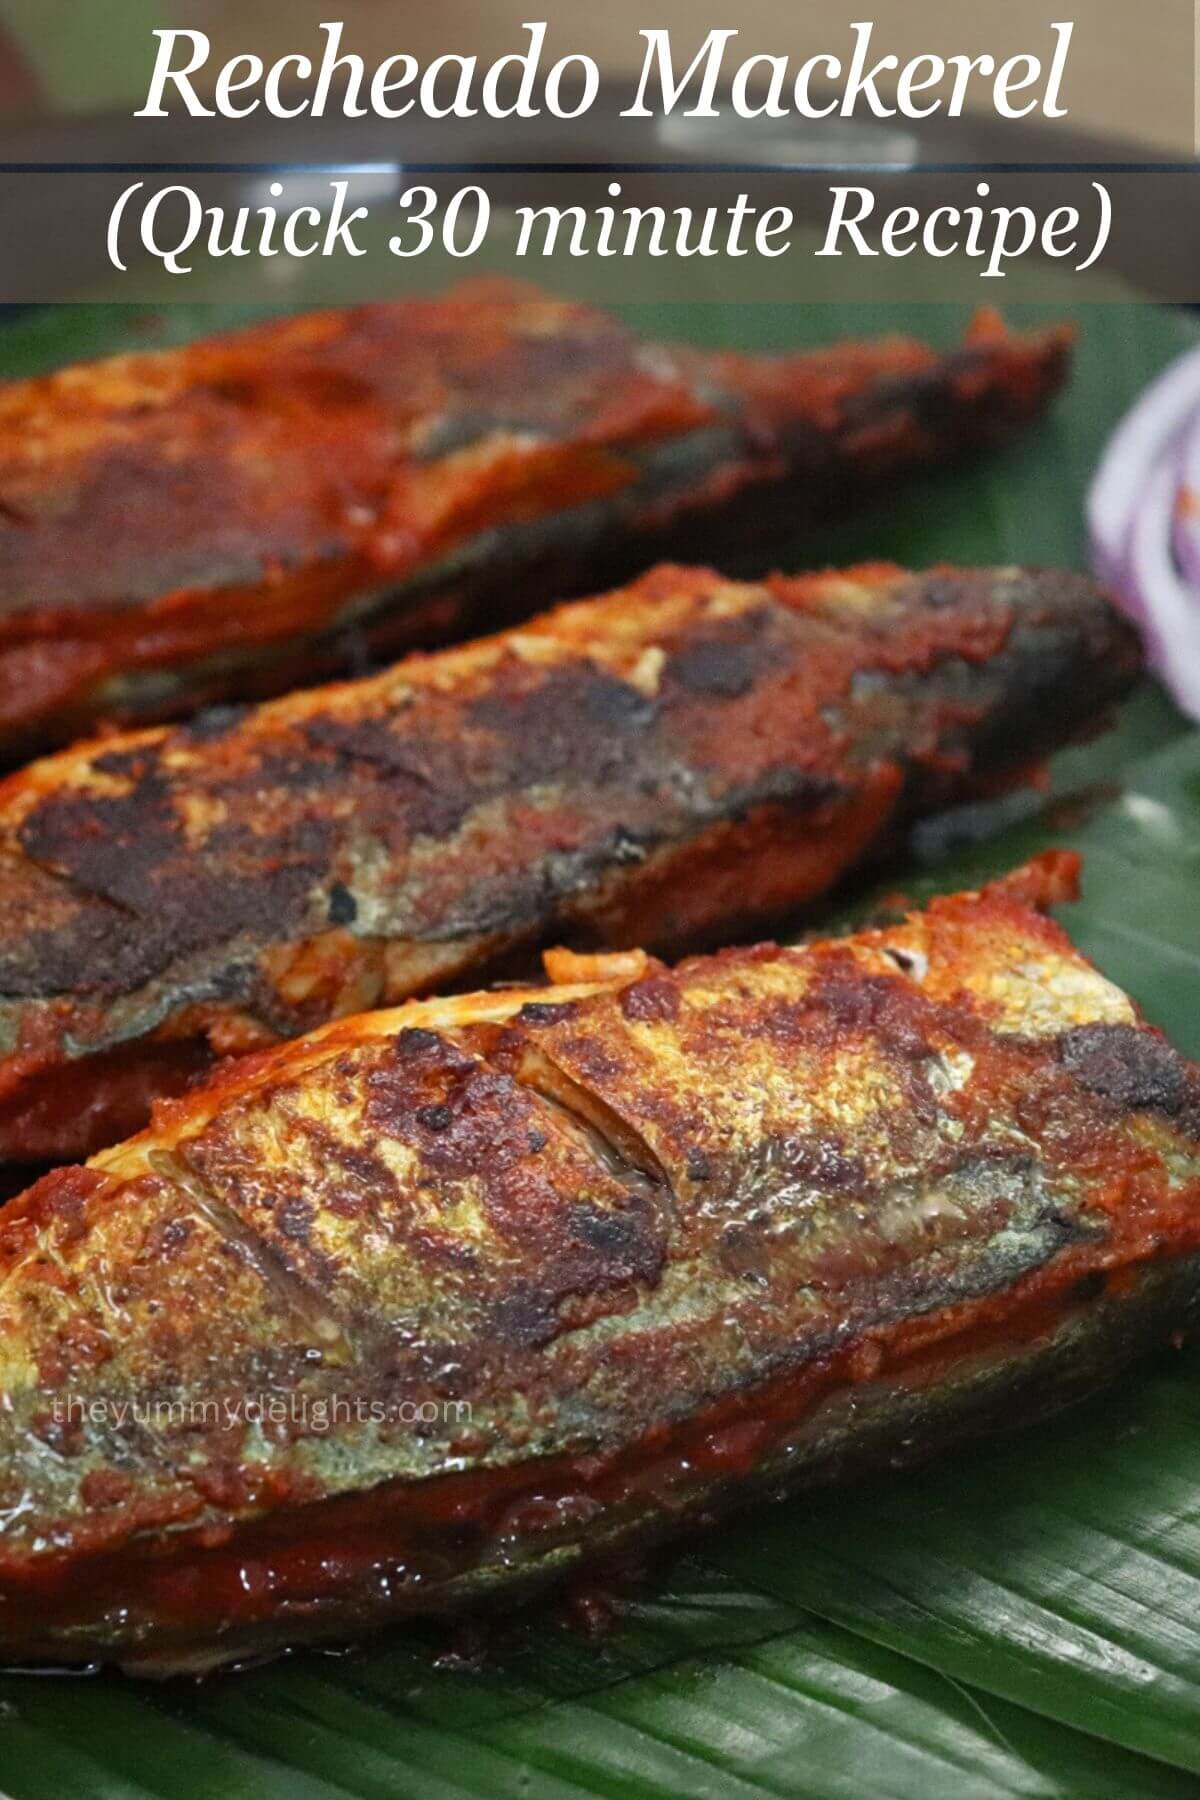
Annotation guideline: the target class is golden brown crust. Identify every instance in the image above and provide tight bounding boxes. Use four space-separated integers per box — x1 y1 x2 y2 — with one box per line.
1 858 1198 1579
0 858 1197 1666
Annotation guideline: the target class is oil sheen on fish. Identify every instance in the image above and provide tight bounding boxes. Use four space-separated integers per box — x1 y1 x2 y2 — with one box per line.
0 281 1071 754
0 563 1138 1162
0 854 1197 1675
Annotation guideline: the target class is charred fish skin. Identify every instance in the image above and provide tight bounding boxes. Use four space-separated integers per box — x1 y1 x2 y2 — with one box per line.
0 856 1198 1673
0 283 1070 754
0 563 1138 1162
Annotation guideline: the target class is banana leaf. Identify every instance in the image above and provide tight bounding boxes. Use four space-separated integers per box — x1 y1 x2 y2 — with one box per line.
0 293 1196 1800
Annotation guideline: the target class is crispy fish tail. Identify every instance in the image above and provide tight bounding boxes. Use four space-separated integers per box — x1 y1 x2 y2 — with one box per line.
0 855 1197 1672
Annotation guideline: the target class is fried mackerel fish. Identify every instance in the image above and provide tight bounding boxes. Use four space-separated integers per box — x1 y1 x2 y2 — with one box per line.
0 281 1071 754
0 562 1138 1163
1 854 1198 1674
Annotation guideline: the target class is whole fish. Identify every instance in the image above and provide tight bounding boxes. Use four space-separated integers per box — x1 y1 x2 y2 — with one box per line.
0 282 1070 755
0 854 1197 1674
0 563 1138 1162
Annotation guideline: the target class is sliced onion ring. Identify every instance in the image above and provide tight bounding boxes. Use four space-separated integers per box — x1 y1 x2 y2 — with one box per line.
1088 341 1200 587
1088 342 1200 721
1172 409 1200 591
1124 455 1200 718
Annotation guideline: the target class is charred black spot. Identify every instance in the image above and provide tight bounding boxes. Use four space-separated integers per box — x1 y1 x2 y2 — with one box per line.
277 1198 314 1243
665 611 774 700
366 1049 544 1194
668 639 757 699
299 660 664 866
365 1033 480 1142
489 1282 558 1349
519 1001 579 1027
799 970 936 1067
1059 1023 1189 1117
567 1201 660 1277
327 882 358 926
394 1028 447 1058
12 756 333 999
469 664 653 787
152 1215 193 1259
338 1147 395 1192
570 1206 632 1252
685 1146 714 1182
579 675 656 733
20 767 181 912
240 748 346 795
301 717 472 841
620 976 680 1023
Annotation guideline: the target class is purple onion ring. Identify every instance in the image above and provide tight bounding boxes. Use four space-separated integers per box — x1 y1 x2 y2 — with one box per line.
1087 342 1200 720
